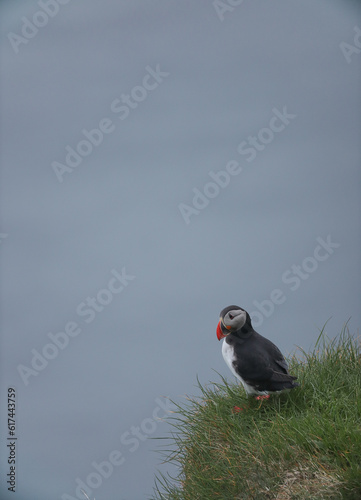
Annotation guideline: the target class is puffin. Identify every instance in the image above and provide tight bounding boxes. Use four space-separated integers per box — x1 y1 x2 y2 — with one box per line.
216 305 298 396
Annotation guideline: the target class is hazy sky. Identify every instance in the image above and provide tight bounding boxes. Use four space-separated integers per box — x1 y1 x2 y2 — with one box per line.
1 1 360 499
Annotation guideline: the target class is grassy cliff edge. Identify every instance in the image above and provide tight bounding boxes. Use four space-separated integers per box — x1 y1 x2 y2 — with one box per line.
153 326 361 499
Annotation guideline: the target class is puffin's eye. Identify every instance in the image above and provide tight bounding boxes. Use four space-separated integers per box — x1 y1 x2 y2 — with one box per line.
229 314 234 320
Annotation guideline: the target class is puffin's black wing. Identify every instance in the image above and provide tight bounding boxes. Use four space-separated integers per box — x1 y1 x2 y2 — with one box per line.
274 357 290 372
232 332 298 392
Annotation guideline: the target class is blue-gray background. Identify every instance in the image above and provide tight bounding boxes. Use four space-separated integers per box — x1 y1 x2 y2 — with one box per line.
1 1 360 499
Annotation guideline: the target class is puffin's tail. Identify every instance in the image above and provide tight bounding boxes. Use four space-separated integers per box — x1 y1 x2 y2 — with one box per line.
270 373 299 391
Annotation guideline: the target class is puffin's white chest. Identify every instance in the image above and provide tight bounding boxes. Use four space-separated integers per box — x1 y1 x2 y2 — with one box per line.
221 339 267 396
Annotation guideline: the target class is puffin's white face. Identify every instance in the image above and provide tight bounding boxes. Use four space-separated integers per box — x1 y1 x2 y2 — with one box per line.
222 308 247 332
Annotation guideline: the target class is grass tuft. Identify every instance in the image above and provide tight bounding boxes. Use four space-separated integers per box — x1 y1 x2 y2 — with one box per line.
152 324 361 499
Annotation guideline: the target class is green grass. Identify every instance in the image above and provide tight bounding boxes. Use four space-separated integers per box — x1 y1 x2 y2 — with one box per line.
152 325 361 499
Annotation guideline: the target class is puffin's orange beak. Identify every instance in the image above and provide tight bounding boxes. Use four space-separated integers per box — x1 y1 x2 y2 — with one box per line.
216 321 224 340
217 320 231 340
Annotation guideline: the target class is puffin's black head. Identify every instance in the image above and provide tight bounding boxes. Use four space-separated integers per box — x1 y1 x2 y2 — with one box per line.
216 305 252 340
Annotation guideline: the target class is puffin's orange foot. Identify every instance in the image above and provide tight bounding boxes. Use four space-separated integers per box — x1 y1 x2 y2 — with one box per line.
255 395 270 401
232 405 248 413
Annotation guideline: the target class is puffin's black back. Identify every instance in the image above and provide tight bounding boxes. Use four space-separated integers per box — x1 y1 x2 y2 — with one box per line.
226 327 298 392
